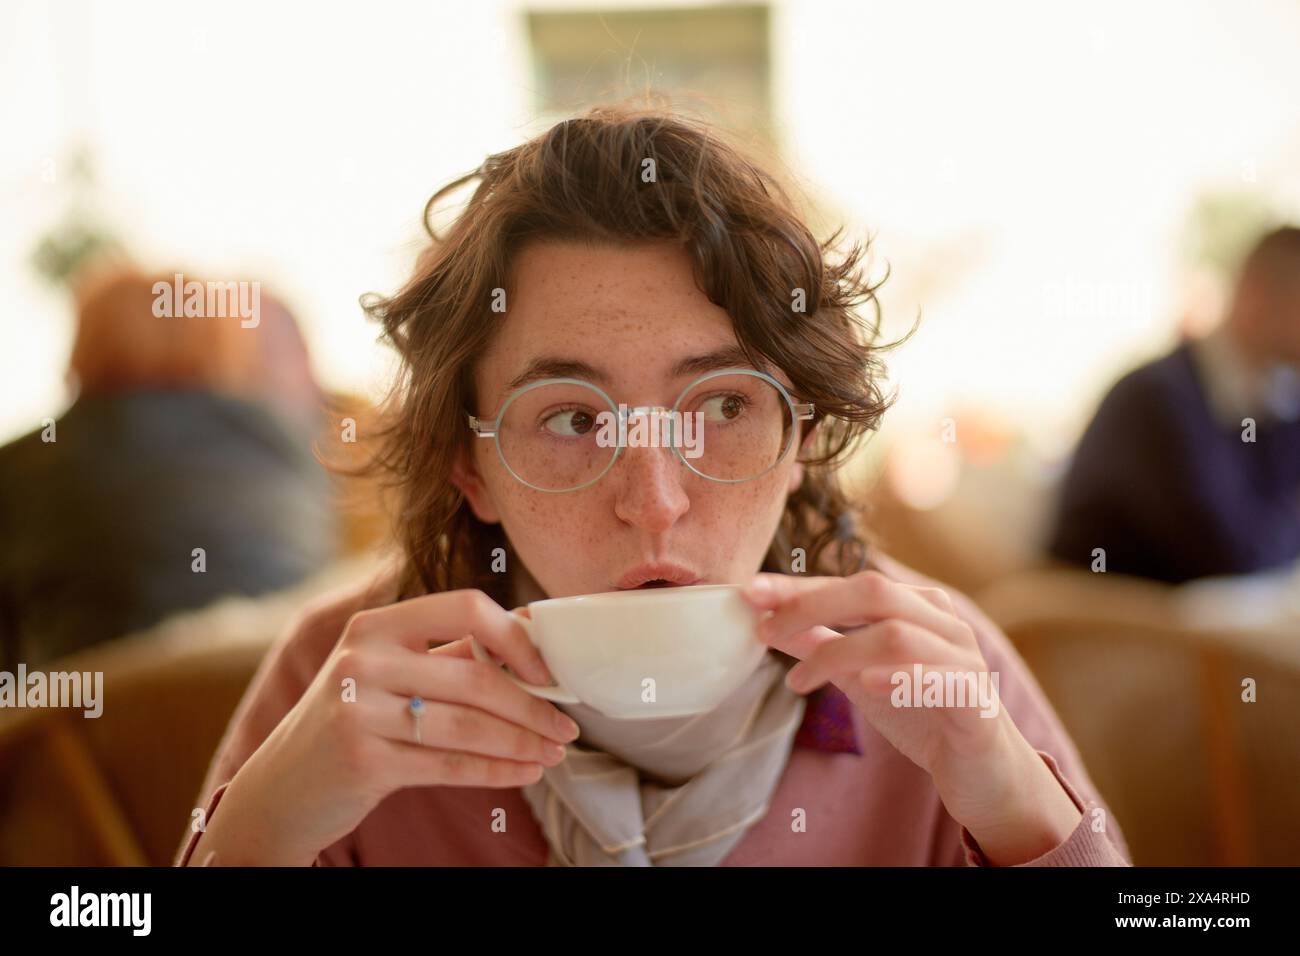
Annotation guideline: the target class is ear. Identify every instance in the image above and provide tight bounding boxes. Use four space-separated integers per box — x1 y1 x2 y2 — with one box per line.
450 443 502 524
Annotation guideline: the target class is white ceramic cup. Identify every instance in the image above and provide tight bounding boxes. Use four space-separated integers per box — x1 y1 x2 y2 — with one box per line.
469 584 768 720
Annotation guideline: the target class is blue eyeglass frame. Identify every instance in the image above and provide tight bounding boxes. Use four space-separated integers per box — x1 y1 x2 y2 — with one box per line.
466 366 816 493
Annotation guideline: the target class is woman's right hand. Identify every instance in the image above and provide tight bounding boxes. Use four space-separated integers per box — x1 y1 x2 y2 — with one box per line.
187 589 581 865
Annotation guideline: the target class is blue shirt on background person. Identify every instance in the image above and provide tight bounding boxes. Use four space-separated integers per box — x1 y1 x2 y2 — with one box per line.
1048 333 1300 583
0 387 340 671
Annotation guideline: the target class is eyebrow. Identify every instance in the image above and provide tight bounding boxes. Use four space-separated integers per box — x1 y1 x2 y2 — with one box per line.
503 344 765 394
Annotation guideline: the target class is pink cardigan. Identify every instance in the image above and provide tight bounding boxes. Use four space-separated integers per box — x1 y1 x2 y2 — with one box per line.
177 554 1131 866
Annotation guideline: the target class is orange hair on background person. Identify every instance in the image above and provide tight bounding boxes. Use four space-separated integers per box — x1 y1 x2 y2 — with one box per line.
66 267 253 398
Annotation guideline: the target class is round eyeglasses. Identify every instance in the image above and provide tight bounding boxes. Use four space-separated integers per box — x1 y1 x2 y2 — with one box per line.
467 367 815 493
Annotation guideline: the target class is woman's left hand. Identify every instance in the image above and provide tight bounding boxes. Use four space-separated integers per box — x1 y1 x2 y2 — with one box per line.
742 570 1084 865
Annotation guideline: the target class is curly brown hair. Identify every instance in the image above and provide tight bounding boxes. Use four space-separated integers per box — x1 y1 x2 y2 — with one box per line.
358 102 898 605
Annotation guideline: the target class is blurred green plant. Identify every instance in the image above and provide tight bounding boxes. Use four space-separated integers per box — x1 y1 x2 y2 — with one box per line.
1180 190 1280 277
31 223 123 288
29 144 125 289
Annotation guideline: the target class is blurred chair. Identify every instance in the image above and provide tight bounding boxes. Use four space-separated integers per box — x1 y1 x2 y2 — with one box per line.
0 554 383 865
978 567 1300 866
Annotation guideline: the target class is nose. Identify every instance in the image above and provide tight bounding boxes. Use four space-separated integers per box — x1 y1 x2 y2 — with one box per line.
610 434 691 532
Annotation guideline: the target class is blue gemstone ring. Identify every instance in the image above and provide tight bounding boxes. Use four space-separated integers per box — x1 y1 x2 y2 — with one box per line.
409 696 425 745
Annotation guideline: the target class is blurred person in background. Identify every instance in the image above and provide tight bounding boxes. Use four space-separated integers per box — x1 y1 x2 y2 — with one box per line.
1049 226 1300 583
0 267 340 671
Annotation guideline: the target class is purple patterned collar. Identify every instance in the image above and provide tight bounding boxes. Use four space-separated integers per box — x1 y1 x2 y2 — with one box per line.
792 683 862 755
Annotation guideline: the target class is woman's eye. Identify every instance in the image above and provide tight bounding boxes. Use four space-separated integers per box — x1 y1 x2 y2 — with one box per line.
542 408 596 437
701 393 747 422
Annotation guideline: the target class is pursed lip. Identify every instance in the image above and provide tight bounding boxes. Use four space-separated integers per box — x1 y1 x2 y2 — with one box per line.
614 561 703 590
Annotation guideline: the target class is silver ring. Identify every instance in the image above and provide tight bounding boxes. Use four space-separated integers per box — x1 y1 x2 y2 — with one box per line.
409 696 425 745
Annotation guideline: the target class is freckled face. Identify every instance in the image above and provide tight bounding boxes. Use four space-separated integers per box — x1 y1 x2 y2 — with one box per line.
452 240 811 600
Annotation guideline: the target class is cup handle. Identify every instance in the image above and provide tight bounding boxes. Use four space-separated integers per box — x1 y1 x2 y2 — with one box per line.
469 611 581 704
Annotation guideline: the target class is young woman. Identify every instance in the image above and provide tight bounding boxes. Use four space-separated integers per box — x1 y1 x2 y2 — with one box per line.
178 105 1130 867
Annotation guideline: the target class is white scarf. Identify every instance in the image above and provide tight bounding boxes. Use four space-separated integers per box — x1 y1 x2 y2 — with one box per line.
520 650 806 866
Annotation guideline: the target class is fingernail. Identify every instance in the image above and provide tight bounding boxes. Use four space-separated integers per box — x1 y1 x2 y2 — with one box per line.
529 660 553 685
556 715 581 740
786 665 808 693
544 743 567 763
